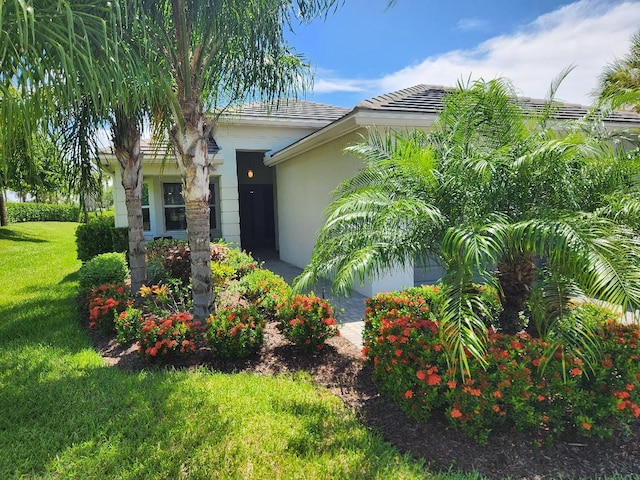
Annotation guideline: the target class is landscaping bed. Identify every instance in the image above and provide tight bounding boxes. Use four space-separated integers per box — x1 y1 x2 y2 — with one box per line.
86 317 640 480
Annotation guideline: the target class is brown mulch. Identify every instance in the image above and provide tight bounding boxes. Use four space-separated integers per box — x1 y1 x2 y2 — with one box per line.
89 322 640 480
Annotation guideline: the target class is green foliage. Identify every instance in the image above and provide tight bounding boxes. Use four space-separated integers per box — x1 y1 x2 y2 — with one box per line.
75 215 129 262
206 305 265 358
224 247 259 279
231 268 292 318
276 294 339 351
78 252 128 292
111 226 129 253
6 202 79 223
364 292 640 444
114 305 144 344
210 262 236 289
86 283 130 333
138 312 201 361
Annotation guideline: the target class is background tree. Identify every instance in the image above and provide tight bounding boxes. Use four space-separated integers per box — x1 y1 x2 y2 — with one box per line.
133 0 343 320
597 29 640 112
298 77 640 374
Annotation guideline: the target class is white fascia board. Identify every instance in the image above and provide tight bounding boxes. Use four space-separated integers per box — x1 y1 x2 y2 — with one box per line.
98 151 224 172
265 109 439 166
264 113 359 166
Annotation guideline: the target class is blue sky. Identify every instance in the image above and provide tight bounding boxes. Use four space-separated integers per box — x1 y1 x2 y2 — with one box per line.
286 0 640 107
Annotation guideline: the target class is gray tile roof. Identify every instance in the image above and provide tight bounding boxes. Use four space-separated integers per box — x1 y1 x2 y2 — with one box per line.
222 99 350 122
356 84 640 124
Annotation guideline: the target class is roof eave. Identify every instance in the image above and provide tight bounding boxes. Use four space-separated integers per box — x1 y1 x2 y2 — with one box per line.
264 108 439 166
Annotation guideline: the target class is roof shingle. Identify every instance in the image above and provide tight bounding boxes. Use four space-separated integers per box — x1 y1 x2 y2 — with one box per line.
222 99 350 122
356 84 640 124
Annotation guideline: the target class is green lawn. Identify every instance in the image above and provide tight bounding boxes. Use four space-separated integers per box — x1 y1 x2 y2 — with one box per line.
0 222 451 479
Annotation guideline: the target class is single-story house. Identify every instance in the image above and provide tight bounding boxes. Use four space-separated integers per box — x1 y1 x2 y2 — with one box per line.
100 84 640 297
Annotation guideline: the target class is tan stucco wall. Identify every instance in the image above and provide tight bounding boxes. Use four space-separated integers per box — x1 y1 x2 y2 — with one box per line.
274 129 415 296
275 130 363 269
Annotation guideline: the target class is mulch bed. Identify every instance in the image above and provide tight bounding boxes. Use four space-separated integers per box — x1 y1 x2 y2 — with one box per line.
88 322 640 479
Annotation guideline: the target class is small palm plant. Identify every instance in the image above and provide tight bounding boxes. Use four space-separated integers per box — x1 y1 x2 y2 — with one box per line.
297 76 640 376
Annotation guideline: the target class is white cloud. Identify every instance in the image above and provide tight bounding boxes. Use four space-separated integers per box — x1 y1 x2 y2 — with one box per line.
315 0 640 106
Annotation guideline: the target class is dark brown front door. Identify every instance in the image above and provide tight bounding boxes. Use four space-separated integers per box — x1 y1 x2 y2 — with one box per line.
239 184 275 250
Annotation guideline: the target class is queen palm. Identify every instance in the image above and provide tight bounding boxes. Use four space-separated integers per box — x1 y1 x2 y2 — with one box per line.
0 1 128 225
133 0 342 319
297 77 640 372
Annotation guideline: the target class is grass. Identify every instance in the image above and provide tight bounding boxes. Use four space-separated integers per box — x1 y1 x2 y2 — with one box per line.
0 222 468 479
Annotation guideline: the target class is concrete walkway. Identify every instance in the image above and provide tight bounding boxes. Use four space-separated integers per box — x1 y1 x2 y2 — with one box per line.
261 258 366 347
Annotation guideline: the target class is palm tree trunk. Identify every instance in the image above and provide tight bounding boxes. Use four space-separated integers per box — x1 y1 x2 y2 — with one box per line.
0 189 8 226
169 109 213 321
113 116 146 294
496 252 537 334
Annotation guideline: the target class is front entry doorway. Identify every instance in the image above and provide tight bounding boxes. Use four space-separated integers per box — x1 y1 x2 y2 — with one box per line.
238 184 275 250
236 151 276 253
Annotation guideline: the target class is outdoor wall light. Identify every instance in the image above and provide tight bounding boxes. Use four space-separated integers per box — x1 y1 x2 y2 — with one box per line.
247 169 254 178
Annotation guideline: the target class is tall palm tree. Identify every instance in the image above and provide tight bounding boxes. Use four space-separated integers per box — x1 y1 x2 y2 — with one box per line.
0 1 131 226
1 1 166 291
133 0 342 319
298 77 640 374
597 29 640 112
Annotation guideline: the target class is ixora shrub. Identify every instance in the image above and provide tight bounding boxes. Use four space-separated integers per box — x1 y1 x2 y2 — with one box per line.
276 294 339 351
138 312 201 361
114 306 144 344
363 290 640 444
86 283 130 332
206 305 265 358
78 252 128 292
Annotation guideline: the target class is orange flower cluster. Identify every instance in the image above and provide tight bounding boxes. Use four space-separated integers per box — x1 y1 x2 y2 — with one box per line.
86 283 129 332
138 312 200 360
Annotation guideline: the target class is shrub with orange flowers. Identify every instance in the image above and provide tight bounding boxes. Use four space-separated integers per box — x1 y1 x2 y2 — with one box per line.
363 285 640 444
86 283 130 333
206 305 266 358
138 312 202 361
114 306 144 344
276 294 339 351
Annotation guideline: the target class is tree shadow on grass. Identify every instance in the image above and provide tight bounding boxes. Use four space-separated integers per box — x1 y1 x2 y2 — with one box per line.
0 227 48 243
0 366 230 478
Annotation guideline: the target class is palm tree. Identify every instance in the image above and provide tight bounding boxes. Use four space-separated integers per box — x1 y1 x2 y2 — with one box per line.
133 0 342 320
0 1 130 226
297 77 640 374
597 29 640 112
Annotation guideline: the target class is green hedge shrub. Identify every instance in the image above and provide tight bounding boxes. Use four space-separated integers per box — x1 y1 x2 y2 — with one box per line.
75 216 129 262
231 269 292 318
112 227 129 253
78 252 129 292
7 202 79 223
363 286 640 444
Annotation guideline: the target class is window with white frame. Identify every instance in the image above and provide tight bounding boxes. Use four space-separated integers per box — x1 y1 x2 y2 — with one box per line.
163 182 218 231
142 183 150 231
